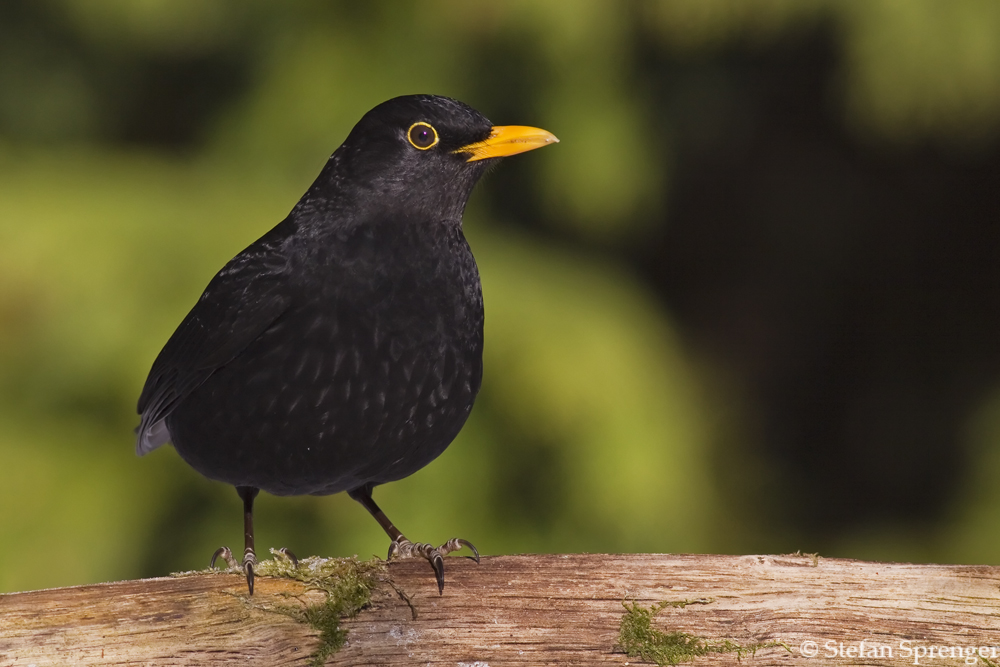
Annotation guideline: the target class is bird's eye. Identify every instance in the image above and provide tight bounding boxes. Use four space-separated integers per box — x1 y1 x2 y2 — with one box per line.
408 122 439 150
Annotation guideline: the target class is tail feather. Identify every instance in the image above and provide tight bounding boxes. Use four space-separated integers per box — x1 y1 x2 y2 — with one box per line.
136 418 171 456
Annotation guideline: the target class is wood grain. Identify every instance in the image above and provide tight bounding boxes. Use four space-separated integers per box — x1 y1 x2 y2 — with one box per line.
3 553 1000 666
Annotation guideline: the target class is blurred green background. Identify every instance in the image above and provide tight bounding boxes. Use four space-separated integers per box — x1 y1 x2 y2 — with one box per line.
3 0 1000 593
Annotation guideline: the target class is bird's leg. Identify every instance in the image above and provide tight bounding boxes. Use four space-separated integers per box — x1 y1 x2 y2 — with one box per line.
238 485 259 594
348 485 480 594
210 485 260 595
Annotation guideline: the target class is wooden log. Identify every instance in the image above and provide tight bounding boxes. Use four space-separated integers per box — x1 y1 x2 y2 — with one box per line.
3 553 1000 666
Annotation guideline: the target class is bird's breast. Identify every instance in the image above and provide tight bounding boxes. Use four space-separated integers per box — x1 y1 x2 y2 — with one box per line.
168 221 484 496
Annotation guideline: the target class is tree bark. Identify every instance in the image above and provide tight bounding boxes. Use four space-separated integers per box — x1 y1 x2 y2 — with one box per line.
2 553 1000 666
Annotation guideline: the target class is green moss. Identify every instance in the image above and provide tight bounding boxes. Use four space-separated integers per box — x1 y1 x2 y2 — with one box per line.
787 550 821 566
172 553 385 664
656 598 714 609
252 553 385 666
617 599 785 666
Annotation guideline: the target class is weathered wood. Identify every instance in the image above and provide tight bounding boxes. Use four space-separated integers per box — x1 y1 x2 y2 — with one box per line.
3 553 1000 666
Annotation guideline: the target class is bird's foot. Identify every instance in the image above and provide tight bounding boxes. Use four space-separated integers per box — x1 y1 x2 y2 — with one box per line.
273 546 299 569
387 537 480 594
211 545 239 570
210 546 257 595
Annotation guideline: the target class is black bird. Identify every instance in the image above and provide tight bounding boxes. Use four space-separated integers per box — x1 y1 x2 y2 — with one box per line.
136 95 557 594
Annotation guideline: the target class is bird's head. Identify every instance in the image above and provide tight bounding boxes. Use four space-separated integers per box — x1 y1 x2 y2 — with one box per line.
301 95 558 224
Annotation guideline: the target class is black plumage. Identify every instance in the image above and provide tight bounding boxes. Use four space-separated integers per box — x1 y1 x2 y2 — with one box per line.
136 94 557 593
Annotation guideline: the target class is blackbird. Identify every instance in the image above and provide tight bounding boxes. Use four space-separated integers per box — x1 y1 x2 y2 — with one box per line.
136 94 557 594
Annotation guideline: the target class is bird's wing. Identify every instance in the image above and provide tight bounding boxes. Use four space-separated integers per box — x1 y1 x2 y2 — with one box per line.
136 249 291 455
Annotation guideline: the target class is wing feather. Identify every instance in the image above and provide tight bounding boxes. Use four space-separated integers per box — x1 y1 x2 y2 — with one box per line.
136 247 292 455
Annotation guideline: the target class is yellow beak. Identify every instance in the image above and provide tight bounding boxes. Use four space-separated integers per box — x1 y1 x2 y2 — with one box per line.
456 125 559 162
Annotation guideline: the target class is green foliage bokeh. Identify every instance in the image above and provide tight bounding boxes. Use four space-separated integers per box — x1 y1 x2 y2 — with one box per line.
3 0 1000 592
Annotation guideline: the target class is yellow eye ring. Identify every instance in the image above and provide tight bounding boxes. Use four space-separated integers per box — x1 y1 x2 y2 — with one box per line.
407 122 439 150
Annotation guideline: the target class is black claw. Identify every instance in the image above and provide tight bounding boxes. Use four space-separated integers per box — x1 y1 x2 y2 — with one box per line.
277 547 299 569
458 538 480 563
245 561 255 595
211 546 233 569
431 553 445 595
